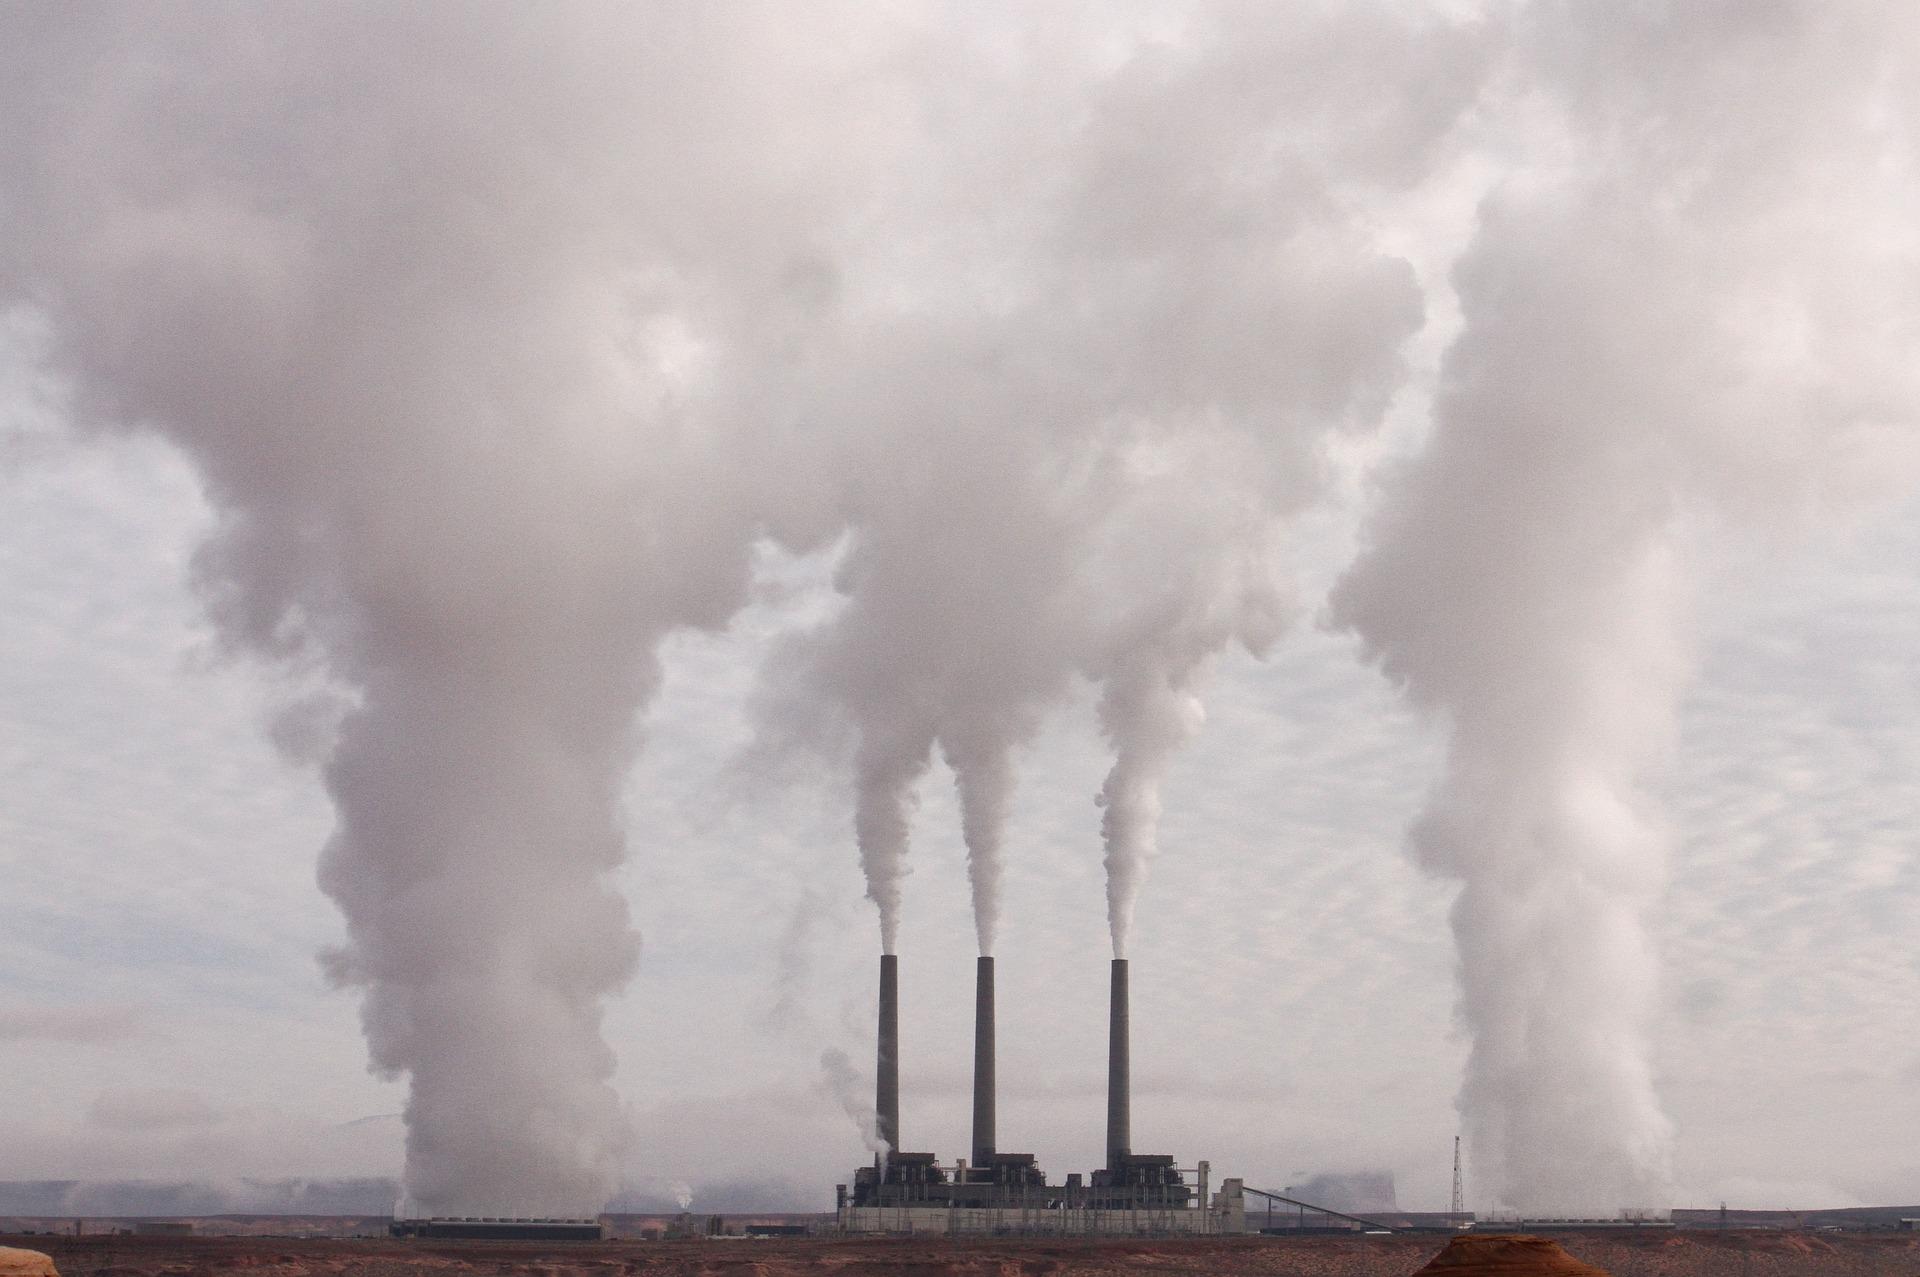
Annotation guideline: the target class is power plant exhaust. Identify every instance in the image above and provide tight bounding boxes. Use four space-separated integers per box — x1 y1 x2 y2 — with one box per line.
972 955 995 1167
876 953 899 1157
1106 957 1129 1172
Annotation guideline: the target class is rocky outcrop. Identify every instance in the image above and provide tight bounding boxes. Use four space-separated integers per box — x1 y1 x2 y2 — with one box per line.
0 1248 58 1277
1414 1234 1613 1277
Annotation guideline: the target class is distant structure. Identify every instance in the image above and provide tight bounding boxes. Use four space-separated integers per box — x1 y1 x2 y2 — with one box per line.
388 1217 604 1241
1451 1136 1465 1225
1239 1184 1402 1235
1473 1215 1674 1231
837 954 1245 1235
131 1221 193 1237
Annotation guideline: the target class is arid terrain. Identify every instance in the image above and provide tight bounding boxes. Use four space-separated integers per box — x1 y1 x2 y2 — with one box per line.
7 1230 1920 1277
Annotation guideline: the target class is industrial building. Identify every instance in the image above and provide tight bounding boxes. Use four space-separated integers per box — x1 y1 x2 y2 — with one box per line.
388 1217 605 1241
836 954 1247 1235
130 1221 193 1237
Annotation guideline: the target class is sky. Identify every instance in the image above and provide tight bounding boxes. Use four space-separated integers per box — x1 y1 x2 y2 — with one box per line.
2 1 1917 1217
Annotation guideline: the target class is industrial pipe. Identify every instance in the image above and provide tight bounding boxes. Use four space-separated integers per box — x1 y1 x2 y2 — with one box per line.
1106 957 1129 1173
876 953 899 1159
972 955 995 1169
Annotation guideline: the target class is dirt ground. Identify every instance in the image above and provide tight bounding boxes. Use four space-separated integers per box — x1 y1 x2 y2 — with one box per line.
8 1229 1919 1277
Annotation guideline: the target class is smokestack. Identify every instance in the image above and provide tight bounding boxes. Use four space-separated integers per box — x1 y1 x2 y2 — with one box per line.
972 956 995 1168
1106 957 1129 1173
876 954 899 1157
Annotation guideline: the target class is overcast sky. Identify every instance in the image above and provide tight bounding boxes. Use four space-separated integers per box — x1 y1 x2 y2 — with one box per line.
2 2 1917 1216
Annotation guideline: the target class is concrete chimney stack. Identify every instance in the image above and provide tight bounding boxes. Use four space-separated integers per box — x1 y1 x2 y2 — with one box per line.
1106 957 1129 1173
876 953 899 1158
972 956 995 1169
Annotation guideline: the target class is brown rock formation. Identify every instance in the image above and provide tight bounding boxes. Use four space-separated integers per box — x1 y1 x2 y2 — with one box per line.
0 1248 58 1277
1414 1234 1613 1277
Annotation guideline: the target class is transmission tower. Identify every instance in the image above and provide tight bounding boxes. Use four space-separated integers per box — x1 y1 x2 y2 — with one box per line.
1450 1135 1465 1222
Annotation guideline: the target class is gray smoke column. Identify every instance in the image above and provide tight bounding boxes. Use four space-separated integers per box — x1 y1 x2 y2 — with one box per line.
1083 461 1315 959
951 741 1017 958
854 746 929 958
817 1048 884 1159
0 6 861 1213
1332 0 1920 1214
971 956 994 1168
1094 654 1211 960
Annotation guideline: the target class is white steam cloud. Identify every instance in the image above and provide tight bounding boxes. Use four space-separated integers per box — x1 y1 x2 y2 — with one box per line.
760 4 1485 959
4 0 1486 1203
1333 0 1920 1214
0 5 871 1214
12 0 1910 1221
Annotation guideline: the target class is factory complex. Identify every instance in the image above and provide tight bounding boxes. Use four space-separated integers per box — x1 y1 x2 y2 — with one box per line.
836 954 1250 1235
363 951 1704 1242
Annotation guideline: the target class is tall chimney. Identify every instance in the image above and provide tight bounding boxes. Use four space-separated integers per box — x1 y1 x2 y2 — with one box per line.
1106 957 1129 1173
972 955 995 1169
876 953 899 1158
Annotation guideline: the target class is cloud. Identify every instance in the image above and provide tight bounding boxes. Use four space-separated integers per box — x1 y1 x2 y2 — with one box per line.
86 1088 222 1133
0 1004 145 1045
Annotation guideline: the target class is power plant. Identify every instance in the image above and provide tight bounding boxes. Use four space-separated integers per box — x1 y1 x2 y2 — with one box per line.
837 955 1245 1235
389 1217 605 1241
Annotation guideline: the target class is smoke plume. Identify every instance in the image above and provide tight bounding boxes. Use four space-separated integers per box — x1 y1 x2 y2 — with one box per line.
11 0 1491 1203
1333 0 1920 1214
17 0 1875 1218
1083 447 1299 958
761 4 1488 959
817 1048 885 1159
0 5 869 1214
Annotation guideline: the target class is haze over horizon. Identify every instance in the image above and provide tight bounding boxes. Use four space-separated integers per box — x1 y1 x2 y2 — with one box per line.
3 1 1917 1219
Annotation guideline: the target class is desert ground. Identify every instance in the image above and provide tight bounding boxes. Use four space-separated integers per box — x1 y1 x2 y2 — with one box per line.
7 1229 1920 1277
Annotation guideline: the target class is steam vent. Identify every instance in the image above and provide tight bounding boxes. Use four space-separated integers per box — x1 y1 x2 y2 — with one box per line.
388 1219 604 1242
838 954 1241 1234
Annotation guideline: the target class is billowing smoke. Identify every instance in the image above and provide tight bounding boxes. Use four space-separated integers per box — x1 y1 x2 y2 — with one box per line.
1333 0 1919 1214
817 1048 885 1158
1083 449 1297 958
767 372 1096 959
7 0 1485 1206
19 0 1883 1221
762 5 1488 959
0 5 875 1213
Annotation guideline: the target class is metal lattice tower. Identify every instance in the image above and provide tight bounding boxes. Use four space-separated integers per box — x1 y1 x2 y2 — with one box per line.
1450 1136 1465 1220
